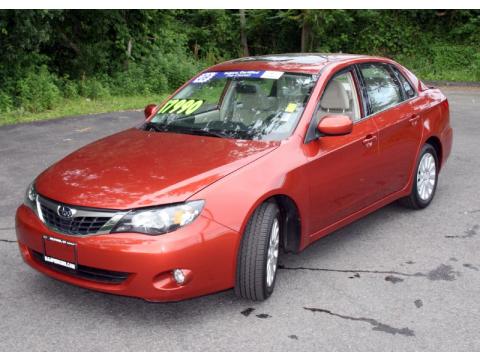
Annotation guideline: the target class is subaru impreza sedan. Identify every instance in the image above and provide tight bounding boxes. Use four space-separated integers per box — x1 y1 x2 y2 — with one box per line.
16 53 453 301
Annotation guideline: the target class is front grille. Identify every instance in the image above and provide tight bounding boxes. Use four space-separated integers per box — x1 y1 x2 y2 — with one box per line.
36 195 123 236
40 204 110 235
31 250 130 284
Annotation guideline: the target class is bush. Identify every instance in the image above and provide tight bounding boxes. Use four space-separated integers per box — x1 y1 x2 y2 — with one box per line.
429 44 480 81
156 53 202 89
396 43 480 82
141 57 170 94
109 53 200 97
61 79 80 99
78 77 110 99
0 91 13 113
111 63 152 96
16 66 61 112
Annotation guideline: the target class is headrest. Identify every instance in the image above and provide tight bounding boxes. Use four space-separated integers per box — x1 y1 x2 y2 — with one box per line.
320 79 349 110
236 83 258 94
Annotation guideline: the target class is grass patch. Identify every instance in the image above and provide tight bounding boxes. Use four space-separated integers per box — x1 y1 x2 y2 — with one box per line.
0 94 168 127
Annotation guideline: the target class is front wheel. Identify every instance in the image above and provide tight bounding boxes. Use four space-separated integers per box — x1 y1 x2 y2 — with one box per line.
235 202 281 301
400 143 439 209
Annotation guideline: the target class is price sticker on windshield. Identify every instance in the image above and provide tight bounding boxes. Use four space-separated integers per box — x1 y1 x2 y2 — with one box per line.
285 103 298 113
158 99 204 115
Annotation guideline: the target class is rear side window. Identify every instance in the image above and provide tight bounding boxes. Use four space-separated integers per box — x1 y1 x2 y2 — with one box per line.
391 66 416 99
359 63 402 114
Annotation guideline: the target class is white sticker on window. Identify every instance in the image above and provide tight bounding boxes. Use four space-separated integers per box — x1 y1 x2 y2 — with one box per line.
260 71 284 79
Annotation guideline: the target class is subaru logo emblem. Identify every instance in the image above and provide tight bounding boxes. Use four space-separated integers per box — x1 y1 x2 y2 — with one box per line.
57 205 76 219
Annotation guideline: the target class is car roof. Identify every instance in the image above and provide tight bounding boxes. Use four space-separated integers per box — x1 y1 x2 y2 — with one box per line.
207 53 384 74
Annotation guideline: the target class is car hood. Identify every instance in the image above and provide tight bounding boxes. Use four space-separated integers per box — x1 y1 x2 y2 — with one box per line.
35 128 278 210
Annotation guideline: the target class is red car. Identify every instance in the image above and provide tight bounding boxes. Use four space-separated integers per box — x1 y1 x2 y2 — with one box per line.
16 54 453 301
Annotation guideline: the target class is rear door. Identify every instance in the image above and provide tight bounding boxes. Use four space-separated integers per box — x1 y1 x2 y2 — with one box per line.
357 62 423 198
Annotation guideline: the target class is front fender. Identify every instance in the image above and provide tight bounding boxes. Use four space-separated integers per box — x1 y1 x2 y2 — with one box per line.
189 140 310 250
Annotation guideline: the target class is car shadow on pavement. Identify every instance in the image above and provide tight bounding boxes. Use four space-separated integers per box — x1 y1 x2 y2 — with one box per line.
23 202 415 325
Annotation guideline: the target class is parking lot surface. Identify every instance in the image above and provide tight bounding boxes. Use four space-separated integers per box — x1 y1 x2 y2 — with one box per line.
0 88 479 351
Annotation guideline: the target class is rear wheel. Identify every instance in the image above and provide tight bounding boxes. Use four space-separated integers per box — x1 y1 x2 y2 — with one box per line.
400 143 439 209
235 202 281 301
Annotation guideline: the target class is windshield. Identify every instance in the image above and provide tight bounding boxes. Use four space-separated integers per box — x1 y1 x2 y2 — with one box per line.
147 71 316 140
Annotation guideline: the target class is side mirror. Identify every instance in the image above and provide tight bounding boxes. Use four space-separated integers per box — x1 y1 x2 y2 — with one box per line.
144 104 157 119
317 115 353 136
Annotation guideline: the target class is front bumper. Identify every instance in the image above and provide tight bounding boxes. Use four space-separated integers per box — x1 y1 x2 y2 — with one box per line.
16 204 240 302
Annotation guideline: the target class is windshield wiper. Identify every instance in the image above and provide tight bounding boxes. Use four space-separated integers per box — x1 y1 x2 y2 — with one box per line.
174 127 229 138
145 122 168 132
145 122 228 138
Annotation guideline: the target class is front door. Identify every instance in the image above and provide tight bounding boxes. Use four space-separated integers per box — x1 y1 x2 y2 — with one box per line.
303 69 381 236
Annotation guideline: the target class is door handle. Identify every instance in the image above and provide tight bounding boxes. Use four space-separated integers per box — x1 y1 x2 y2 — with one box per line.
409 114 420 126
362 134 377 148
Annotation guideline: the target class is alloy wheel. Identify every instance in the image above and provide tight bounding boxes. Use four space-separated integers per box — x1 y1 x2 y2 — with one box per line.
266 218 280 287
417 152 436 201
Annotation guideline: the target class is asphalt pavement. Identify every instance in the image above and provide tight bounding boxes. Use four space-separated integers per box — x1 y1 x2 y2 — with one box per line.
0 88 479 351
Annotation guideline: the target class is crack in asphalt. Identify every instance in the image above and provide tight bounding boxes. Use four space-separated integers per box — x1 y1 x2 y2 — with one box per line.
0 239 16 243
463 209 480 214
304 307 415 337
279 264 415 276
445 224 479 239
0 227 14 231
279 264 459 281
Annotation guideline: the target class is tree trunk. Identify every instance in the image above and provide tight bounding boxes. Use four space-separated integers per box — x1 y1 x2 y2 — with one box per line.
123 38 132 70
239 9 249 56
193 41 200 59
300 10 311 52
58 31 81 55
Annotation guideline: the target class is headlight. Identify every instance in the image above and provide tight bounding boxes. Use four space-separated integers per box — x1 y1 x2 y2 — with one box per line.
111 200 204 235
24 182 37 210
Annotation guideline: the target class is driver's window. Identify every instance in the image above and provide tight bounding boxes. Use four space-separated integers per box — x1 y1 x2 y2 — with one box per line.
316 71 361 123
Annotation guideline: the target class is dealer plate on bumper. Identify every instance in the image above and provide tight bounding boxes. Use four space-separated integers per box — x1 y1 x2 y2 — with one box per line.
42 235 77 270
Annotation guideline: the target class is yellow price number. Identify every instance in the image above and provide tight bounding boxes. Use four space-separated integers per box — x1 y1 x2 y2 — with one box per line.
158 99 204 115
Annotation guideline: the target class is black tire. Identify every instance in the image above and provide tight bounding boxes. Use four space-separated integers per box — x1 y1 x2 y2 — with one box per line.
399 143 439 209
235 201 281 301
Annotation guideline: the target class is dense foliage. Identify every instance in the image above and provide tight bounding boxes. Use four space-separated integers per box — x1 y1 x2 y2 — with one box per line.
0 9 479 115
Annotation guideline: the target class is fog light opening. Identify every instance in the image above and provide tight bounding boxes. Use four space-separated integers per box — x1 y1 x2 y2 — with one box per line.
172 269 186 285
